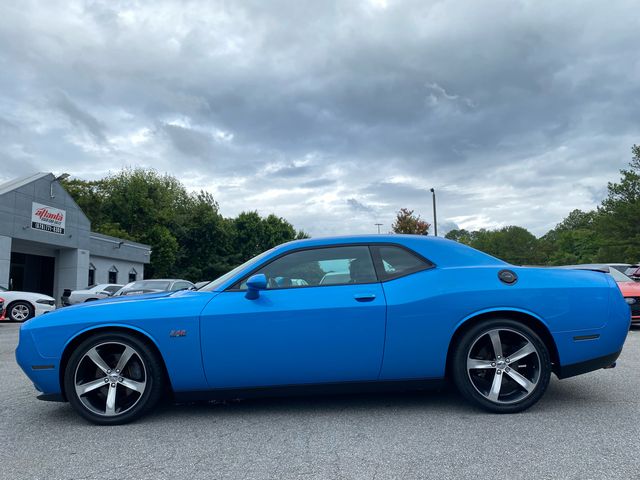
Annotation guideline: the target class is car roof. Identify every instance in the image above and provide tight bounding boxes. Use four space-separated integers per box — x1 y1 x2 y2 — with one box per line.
206 234 507 292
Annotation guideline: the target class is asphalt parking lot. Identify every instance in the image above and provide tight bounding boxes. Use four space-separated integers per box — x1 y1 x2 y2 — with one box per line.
1 323 639 480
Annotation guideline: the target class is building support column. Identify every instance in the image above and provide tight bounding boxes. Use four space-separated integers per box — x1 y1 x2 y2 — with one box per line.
0 235 11 290
54 248 90 303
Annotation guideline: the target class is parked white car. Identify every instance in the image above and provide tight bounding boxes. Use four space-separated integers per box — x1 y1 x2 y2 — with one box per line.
0 286 56 322
61 284 123 306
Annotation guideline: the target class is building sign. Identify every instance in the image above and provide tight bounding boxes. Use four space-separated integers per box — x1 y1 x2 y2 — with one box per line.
31 202 66 235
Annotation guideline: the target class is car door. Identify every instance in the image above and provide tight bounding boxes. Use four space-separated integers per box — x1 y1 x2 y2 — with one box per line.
200 245 387 389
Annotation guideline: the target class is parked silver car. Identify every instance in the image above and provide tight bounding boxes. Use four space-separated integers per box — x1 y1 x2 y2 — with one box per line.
113 279 195 296
61 284 123 306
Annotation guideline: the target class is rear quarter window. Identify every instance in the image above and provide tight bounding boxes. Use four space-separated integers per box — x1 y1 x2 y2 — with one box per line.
372 245 433 280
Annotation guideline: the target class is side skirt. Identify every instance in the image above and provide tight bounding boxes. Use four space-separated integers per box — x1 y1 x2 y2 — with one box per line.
173 378 448 403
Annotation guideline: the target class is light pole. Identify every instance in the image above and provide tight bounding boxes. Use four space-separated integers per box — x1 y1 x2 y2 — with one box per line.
430 188 437 236
50 173 70 198
375 223 383 234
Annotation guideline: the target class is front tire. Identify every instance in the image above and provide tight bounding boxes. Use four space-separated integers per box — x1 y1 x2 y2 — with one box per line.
8 301 34 322
63 332 164 425
452 319 551 413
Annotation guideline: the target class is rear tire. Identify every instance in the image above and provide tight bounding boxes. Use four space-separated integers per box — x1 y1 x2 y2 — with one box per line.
64 332 164 425
452 319 551 413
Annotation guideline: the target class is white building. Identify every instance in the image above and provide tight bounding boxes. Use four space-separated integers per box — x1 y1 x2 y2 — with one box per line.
0 173 150 302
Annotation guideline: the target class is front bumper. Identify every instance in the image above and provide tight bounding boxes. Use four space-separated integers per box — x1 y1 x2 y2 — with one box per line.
34 303 56 317
15 326 62 397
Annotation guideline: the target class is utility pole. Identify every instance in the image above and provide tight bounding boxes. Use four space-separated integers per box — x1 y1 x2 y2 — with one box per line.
430 188 438 236
375 223 383 234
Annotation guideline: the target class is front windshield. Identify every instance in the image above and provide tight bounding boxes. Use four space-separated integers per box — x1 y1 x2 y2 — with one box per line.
124 280 171 291
608 267 633 282
200 247 276 292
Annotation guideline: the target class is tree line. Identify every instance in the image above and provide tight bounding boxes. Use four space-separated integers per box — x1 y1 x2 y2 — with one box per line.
63 169 308 281
66 144 640 280
443 145 640 265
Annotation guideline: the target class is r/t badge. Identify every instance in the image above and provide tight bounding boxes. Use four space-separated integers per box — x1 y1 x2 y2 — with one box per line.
169 329 187 337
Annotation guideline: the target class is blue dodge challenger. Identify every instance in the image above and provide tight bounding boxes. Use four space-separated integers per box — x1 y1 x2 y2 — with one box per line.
16 235 630 424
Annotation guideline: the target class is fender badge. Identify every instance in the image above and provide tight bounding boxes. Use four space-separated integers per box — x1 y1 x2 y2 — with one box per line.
169 329 187 337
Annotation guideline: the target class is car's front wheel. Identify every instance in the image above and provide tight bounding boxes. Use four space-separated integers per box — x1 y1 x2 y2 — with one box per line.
8 301 34 322
452 319 551 413
63 332 164 425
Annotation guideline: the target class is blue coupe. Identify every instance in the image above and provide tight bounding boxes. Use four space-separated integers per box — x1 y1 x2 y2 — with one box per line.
16 235 630 424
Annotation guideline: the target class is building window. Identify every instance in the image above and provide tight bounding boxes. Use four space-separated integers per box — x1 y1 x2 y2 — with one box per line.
108 265 118 284
129 268 137 283
88 263 96 287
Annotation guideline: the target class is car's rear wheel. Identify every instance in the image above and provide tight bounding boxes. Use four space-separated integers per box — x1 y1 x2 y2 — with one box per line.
63 332 164 425
452 319 551 413
8 301 34 322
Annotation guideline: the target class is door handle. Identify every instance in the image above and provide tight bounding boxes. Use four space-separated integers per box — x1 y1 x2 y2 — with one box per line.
354 293 376 302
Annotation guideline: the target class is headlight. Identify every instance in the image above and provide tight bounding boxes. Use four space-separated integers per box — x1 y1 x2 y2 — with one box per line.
36 299 55 306
625 297 636 305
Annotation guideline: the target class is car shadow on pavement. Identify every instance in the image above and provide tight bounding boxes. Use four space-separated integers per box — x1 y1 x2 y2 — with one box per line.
37 375 620 427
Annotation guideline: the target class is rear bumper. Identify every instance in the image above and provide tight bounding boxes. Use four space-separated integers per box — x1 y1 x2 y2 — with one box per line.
556 349 621 379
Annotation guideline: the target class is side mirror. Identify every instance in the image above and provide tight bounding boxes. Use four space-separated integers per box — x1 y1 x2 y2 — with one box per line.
245 274 267 300
99 291 113 297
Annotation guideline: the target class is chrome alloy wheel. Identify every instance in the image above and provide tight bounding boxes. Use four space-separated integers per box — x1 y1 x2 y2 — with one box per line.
74 342 147 417
11 304 31 321
466 328 541 404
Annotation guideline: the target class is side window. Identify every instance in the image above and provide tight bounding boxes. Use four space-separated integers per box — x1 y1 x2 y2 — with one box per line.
373 245 432 280
236 246 377 290
104 285 121 294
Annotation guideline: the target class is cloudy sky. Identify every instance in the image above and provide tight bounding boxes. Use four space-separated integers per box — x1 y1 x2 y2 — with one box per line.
0 0 638 237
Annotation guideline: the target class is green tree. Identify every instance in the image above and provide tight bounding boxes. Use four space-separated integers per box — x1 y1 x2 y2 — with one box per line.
539 210 600 265
593 144 640 262
392 208 430 235
446 226 541 265
62 168 306 281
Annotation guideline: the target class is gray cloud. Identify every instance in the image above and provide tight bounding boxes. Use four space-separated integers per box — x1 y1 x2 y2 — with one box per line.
0 0 639 237
347 198 375 214
52 92 107 143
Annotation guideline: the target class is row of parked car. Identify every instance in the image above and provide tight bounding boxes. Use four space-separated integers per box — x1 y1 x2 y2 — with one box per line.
0 278 210 323
2 261 639 324
60 279 203 306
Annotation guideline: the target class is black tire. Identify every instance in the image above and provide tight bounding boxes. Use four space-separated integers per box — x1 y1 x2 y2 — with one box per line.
452 318 551 413
63 331 164 425
8 301 34 322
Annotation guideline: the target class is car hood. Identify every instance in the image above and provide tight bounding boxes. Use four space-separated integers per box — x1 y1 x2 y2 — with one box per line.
617 281 640 296
0 291 55 301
